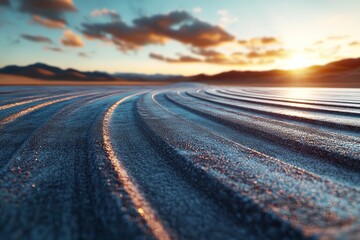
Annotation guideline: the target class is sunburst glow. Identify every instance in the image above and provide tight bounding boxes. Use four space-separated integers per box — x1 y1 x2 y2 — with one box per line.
284 55 311 70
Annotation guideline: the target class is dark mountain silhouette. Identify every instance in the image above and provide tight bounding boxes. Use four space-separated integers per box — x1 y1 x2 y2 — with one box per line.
190 58 360 87
0 63 115 81
317 58 360 72
0 57 360 86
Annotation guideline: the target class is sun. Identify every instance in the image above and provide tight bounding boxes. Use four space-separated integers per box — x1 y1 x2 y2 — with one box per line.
285 55 310 70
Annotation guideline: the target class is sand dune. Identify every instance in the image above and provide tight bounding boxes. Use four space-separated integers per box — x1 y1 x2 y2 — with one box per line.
0 86 359 239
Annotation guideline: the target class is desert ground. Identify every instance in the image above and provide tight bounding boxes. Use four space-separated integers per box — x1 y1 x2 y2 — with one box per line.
0 85 359 240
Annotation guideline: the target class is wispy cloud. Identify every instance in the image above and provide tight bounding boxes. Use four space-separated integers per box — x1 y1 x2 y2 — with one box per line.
349 41 360 47
44 46 63 52
31 15 66 29
246 49 290 59
91 8 120 21
149 53 202 63
217 9 238 27
78 52 90 58
238 37 282 50
21 34 53 43
18 0 76 27
150 35 291 67
193 7 202 14
327 35 348 41
151 47 291 66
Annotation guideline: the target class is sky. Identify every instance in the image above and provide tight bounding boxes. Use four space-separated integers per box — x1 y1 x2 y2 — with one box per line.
0 0 360 75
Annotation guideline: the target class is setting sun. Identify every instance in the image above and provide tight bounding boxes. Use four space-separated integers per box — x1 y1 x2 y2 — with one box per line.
284 55 311 70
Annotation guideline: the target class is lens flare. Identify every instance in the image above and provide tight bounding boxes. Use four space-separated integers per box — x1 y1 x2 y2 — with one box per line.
285 55 310 70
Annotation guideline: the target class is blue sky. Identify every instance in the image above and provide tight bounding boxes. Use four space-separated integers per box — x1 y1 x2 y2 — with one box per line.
1 0 360 75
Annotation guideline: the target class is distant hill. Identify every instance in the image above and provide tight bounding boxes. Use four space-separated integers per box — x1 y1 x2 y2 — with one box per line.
317 58 360 72
0 63 116 81
0 63 186 82
1 58 360 87
190 58 360 87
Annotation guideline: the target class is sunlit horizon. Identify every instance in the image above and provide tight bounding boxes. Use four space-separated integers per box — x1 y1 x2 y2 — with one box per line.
1 0 360 75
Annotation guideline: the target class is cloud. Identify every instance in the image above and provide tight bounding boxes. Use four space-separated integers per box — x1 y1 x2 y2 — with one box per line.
328 35 348 40
82 10 234 52
231 52 245 57
190 47 231 64
78 52 90 58
61 30 84 47
44 46 63 52
238 37 281 48
217 9 238 26
150 51 247 65
233 37 288 63
261 37 281 45
150 51 282 66
31 15 65 29
18 0 76 26
313 36 348 47
21 34 53 43
238 40 247 45
208 58 248 65
83 20 165 52
149 53 165 61
191 48 225 58
319 45 341 58
149 53 202 63
91 8 120 21
0 0 9 7
193 7 202 14
308 38 344 59
247 49 290 59
151 45 291 66
10 39 21 45
313 40 323 45
348 41 360 47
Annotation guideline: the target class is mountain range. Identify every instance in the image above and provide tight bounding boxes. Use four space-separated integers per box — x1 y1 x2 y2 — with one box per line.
0 63 116 81
1 58 360 87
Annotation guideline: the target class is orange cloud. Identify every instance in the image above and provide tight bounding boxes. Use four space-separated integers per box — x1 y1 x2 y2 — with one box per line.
82 11 234 52
261 37 280 44
150 45 291 66
191 48 225 58
238 37 281 47
238 40 247 45
61 30 84 47
32 15 65 29
247 49 290 59
349 41 360 47
19 0 76 27
328 36 348 40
